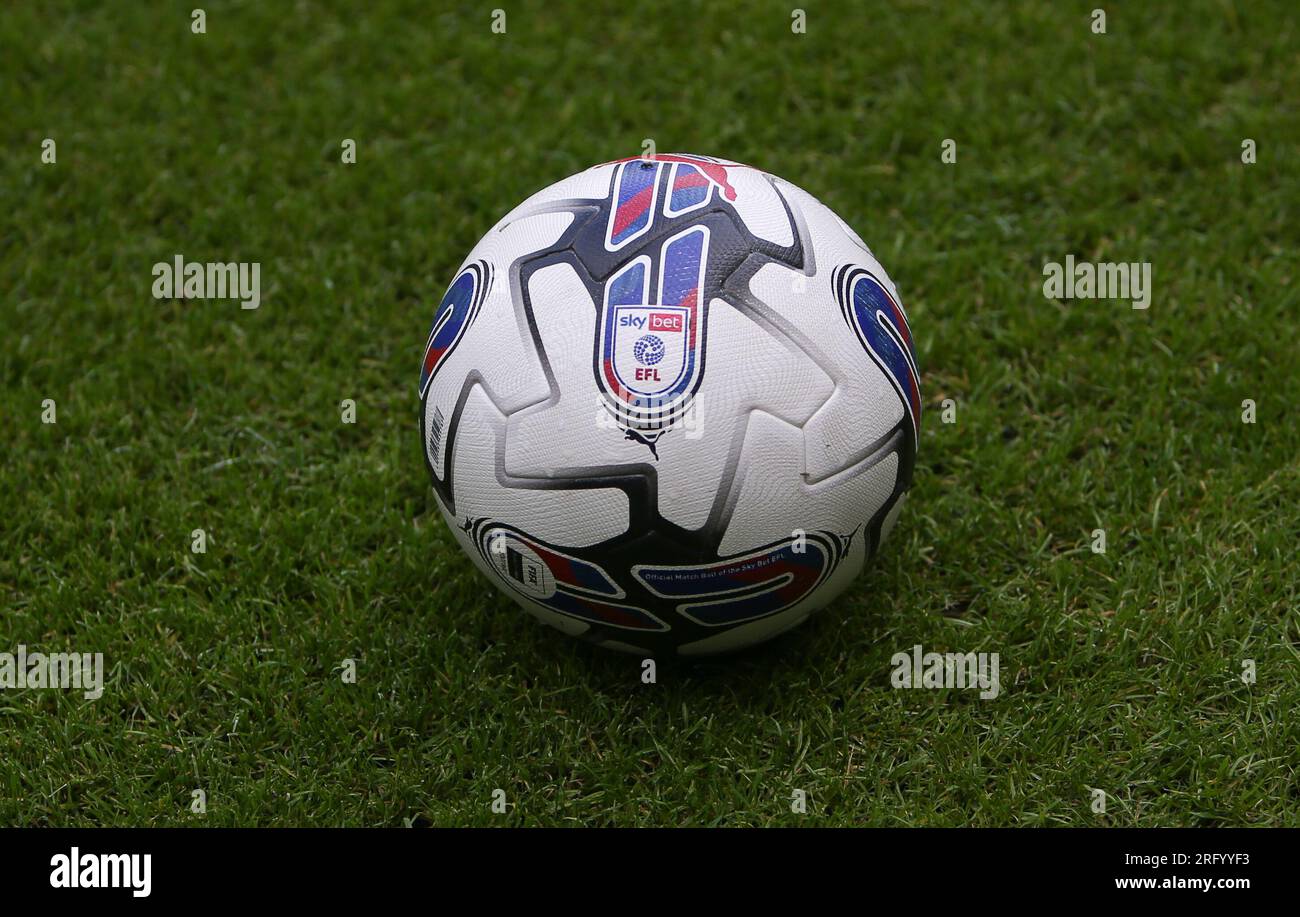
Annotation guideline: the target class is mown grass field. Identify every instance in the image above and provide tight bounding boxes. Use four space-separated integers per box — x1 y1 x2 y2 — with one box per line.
1 1 1296 826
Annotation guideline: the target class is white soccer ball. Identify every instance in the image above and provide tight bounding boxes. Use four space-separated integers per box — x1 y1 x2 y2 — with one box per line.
419 154 920 656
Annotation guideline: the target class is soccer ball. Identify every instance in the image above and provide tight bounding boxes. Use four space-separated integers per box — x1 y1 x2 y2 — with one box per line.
419 154 920 656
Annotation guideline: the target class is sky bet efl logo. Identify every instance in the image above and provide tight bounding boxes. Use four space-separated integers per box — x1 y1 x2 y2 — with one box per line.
618 310 684 384
594 156 737 456
597 225 709 454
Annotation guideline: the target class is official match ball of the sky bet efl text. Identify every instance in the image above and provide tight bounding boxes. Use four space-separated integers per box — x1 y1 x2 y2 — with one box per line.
418 154 920 656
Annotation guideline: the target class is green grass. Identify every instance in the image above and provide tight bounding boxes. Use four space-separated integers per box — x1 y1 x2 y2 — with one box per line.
1 0 1297 826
